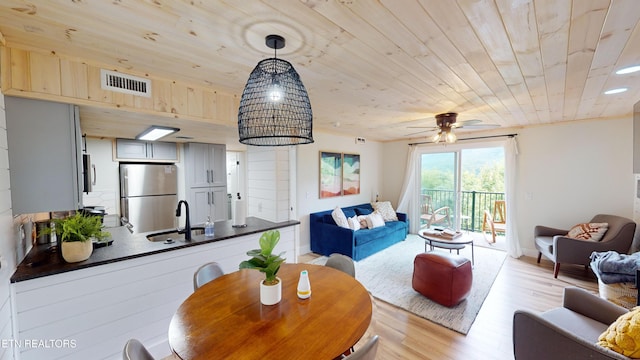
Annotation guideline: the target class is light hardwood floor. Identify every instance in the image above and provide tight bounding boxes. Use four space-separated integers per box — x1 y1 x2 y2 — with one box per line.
360 254 598 360
163 254 599 360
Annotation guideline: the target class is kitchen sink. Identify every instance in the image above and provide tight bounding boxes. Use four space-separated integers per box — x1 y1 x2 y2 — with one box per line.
147 227 205 242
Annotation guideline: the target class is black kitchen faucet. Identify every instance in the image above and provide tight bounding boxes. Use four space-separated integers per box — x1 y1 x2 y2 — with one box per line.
176 200 192 241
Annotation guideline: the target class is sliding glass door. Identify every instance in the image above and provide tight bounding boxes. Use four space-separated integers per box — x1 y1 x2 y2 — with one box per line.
418 146 505 234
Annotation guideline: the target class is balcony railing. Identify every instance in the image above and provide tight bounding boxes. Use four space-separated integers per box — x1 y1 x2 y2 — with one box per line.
421 189 505 232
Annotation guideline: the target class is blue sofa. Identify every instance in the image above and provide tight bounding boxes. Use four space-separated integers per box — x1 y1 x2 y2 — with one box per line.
309 203 409 261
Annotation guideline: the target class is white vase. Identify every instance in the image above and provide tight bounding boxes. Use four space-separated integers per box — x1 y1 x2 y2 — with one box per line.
61 241 93 263
260 277 282 305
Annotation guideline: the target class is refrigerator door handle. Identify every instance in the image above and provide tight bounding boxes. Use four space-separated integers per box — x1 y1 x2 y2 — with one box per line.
123 198 129 219
123 167 128 196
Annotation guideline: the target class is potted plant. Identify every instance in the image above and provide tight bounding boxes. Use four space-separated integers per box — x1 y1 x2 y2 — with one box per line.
49 212 111 263
239 230 286 305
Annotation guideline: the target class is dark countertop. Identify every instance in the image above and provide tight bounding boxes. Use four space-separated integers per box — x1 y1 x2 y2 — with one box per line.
11 217 299 283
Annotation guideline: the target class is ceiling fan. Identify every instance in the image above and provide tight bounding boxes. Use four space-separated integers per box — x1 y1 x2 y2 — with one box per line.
406 112 500 143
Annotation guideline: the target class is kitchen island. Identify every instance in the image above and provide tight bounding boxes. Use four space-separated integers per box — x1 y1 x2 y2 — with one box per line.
10 217 299 360
12 217 299 282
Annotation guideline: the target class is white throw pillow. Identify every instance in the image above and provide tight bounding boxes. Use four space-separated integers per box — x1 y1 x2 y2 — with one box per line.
372 201 398 221
348 215 360 231
357 215 369 228
331 206 350 229
365 212 385 229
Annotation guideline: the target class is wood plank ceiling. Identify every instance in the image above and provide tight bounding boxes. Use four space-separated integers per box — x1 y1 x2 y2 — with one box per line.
0 0 639 143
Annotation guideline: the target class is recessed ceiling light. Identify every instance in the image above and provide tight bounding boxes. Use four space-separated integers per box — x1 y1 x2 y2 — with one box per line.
604 88 629 95
616 65 640 75
604 88 628 95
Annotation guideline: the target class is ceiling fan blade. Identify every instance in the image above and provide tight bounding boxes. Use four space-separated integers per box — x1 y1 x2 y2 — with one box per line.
459 123 501 129
404 129 435 136
459 119 483 126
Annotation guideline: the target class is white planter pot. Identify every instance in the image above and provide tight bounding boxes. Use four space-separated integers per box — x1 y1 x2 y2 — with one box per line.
260 277 282 305
61 241 93 263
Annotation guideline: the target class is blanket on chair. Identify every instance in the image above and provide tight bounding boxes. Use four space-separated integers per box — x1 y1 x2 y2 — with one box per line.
590 251 640 284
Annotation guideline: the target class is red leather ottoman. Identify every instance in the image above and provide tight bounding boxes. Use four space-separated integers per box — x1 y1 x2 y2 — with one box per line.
412 252 472 307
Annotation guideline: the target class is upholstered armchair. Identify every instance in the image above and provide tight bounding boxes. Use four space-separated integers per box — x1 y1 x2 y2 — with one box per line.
535 214 636 278
513 287 629 360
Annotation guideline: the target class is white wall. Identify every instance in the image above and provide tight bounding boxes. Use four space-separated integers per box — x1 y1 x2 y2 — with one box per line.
0 93 16 360
515 118 633 254
296 132 383 254
379 116 634 256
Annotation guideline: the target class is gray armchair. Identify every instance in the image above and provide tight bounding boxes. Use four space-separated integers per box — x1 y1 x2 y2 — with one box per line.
513 287 629 360
535 214 636 278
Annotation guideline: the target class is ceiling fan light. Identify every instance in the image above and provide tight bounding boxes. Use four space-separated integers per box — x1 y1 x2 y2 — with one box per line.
446 130 457 143
432 131 442 143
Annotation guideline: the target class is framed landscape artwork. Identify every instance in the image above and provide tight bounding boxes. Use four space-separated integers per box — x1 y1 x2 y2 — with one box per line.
319 152 342 198
342 153 361 195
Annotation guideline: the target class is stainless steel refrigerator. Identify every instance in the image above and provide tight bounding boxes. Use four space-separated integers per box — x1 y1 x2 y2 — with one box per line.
120 163 178 234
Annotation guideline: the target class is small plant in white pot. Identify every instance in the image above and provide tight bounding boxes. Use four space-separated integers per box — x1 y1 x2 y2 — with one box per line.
49 212 111 263
239 230 286 305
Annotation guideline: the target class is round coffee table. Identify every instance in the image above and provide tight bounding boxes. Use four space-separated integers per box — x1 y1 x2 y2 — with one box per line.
419 231 474 265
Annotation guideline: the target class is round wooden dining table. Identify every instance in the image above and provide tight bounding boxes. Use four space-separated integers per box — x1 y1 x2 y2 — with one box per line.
168 263 372 360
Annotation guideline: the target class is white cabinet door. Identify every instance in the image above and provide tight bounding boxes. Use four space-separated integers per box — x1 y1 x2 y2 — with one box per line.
6 96 82 214
189 187 212 225
116 139 148 159
211 187 228 221
210 144 227 186
185 143 211 188
150 141 178 160
189 187 228 224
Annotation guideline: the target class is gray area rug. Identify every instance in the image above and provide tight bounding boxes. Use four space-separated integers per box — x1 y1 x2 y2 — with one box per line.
310 234 506 334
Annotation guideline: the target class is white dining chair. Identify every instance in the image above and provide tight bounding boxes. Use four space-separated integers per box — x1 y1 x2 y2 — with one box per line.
122 339 155 360
325 253 356 277
342 335 379 360
193 261 224 290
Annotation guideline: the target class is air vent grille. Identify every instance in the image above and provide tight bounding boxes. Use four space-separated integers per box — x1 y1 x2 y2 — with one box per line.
100 69 151 97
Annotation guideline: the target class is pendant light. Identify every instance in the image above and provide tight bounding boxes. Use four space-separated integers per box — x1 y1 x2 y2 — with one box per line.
237 35 314 146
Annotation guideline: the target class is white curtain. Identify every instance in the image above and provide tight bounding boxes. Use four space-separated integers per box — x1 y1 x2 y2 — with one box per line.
505 136 522 258
396 145 420 233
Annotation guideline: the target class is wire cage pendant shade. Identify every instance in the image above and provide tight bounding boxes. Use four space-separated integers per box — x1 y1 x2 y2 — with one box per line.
238 35 313 146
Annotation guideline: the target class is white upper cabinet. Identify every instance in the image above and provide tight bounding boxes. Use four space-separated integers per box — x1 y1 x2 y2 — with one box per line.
184 143 226 188
6 96 83 214
115 139 177 161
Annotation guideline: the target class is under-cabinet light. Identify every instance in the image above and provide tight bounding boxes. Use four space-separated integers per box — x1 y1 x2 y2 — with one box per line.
136 126 180 141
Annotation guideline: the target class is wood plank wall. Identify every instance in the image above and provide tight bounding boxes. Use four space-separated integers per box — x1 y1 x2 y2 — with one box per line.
0 45 239 127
